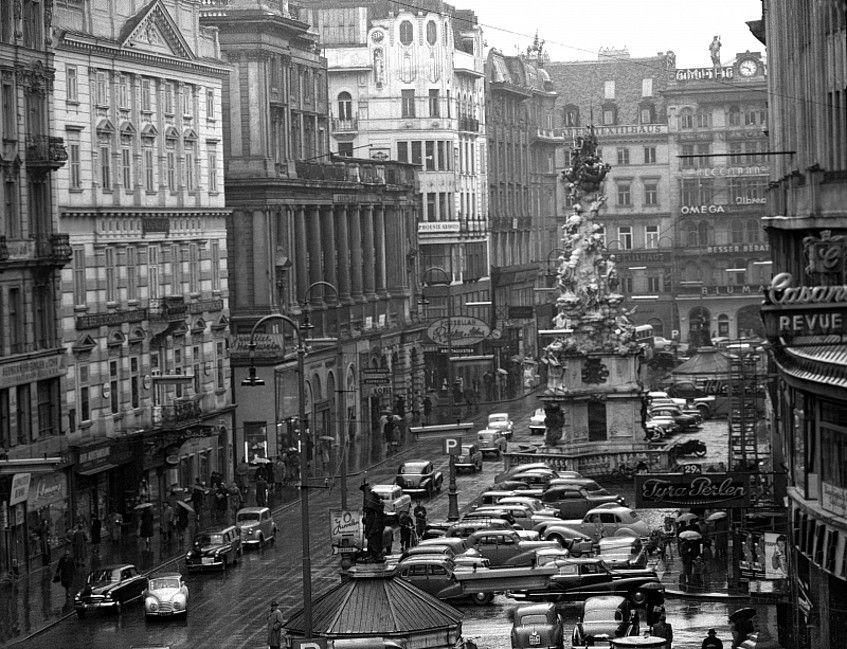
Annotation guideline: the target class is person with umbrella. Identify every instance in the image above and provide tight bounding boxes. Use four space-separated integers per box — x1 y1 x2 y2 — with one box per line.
256 472 268 508
71 523 88 570
161 502 175 544
729 608 755 648
54 548 76 600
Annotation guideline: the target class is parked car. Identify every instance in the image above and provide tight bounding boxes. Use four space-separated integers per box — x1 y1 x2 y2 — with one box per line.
74 564 146 617
480 490 520 506
370 484 412 520
494 480 545 498
235 507 277 548
396 557 492 605
547 478 611 496
185 525 242 571
497 496 560 519
517 558 662 603
464 529 559 567
463 507 517 527
401 544 456 561
455 443 484 472
477 428 509 457
597 537 647 570
529 409 547 435
472 504 538 530
487 413 515 440
511 603 564 649
571 595 639 648
418 537 469 554
500 463 558 480
395 460 444 497
506 470 556 491
445 519 516 539
559 506 651 541
540 485 625 520
649 405 699 432
142 573 189 618
532 520 595 556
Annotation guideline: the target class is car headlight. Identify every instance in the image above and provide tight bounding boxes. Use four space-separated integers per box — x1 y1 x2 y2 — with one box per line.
145 597 158 611
185 552 192 560
247 529 254 536
172 596 186 610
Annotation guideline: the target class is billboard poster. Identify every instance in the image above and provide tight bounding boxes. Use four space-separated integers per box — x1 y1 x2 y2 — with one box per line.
764 532 789 579
739 530 765 579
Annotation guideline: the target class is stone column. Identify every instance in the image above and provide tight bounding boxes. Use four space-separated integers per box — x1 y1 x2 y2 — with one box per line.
321 205 338 303
252 209 270 308
384 205 403 295
294 205 308 306
374 204 387 298
362 204 377 301
307 205 324 306
335 204 352 304
349 204 364 302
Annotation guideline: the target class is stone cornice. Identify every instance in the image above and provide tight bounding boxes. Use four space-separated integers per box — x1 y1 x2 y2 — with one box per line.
60 207 231 218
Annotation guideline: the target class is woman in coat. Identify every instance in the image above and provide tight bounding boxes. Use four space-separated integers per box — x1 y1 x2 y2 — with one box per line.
140 507 154 549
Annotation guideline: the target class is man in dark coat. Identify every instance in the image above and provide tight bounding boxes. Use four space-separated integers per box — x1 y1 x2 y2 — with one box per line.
71 524 88 569
55 549 76 599
360 482 385 560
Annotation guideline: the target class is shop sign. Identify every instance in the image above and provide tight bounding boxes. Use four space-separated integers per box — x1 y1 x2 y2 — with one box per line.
675 66 735 81
615 251 670 264
76 308 147 330
230 333 287 357
330 509 362 553
187 299 225 314
704 244 769 254
684 165 769 177
508 306 534 319
426 317 490 347
28 472 66 510
634 472 749 508
9 473 31 506
0 354 65 391
822 482 847 518
418 221 460 234
563 125 667 138
736 196 766 205
76 442 112 473
681 204 725 215
678 283 764 296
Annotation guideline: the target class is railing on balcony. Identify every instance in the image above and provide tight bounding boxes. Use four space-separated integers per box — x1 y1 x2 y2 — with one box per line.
458 116 480 132
26 135 68 170
33 233 72 265
332 117 358 132
158 395 203 427
295 161 347 181
534 128 565 142
150 296 187 321
385 165 415 186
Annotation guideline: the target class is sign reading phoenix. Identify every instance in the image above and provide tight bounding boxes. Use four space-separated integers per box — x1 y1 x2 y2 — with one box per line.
635 473 750 509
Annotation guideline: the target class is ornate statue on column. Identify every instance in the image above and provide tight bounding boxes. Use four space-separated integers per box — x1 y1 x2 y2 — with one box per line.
709 36 722 68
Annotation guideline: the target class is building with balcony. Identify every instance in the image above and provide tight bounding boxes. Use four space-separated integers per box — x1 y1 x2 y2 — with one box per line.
297 0 488 411
0 0 71 575
200 0 422 469
664 51 771 345
486 46 561 396
52 0 234 528
757 2 847 647
545 50 675 338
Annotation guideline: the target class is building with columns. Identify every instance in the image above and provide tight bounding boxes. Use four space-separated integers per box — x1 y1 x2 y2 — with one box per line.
0 0 70 576
51 0 234 527
200 0 422 468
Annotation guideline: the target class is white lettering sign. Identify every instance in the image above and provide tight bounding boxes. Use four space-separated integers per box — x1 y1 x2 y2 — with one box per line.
736 196 766 205
9 473 31 506
690 165 769 177
330 509 362 547
777 313 844 334
681 204 725 215
418 221 461 234
766 273 847 306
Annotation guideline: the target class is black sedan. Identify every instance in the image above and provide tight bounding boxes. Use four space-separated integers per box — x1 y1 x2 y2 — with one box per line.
395 460 444 497
514 558 662 602
74 564 146 617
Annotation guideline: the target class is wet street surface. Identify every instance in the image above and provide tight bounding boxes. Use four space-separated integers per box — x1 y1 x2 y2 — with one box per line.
11 404 773 649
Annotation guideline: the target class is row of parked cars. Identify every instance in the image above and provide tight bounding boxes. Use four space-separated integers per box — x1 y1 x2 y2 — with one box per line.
73 506 278 620
644 390 704 441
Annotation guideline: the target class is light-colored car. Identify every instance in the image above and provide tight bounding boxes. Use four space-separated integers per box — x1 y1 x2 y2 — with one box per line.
498 496 561 519
511 603 564 649
371 484 412 519
455 443 484 472
571 595 638 648
236 506 277 548
487 413 515 440
597 536 647 569
560 506 651 541
143 573 189 618
529 408 547 435
477 427 508 456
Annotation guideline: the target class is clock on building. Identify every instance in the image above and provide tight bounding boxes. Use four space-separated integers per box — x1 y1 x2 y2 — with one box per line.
738 58 758 77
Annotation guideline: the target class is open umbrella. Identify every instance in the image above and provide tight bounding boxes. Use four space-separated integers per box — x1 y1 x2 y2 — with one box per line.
676 512 699 523
133 502 154 511
729 607 757 623
175 501 195 514
706 511 728 522
252 457 271 464
678 530 702 541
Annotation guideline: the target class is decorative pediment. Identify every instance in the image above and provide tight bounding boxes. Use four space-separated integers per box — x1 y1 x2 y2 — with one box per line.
191 318 207 334
120 122 137 136
140 123 158 138
164 126 179 140
96 118 116 133
108 330 127 347
72 334 97 354
128 327 146 343
119 0 196 61
211 314 229 332
183 127 197 141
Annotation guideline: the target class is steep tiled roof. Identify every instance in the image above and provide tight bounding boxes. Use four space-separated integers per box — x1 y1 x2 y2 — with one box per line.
283 567 463 637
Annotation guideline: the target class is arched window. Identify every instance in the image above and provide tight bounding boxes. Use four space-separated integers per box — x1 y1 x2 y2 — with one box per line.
745 219 760 242
728 105 741 126
337 91 352 121
730 218 744 243
399 20 414 45
426 20 437 45
686 222 699 247
717 314 730 337
696 110 712 128
563 104 580 127
679 108 694 130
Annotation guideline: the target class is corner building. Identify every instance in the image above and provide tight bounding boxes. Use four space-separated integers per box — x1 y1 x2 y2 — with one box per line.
200 1 422 469
758 1 847 647
52 0 234 525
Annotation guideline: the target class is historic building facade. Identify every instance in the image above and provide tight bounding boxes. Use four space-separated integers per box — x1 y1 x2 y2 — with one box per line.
665 51 771 345
52 0 234 528
0 0 70 575
758 2 847 647
200 0 421 468
546 50 675 337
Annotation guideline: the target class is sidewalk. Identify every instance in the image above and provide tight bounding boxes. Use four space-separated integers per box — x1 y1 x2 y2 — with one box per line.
0 388 541 647
650 538 748 601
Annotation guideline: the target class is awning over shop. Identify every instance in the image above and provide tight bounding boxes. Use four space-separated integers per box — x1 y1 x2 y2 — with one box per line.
448 354 494 363
0 457 63 476
774 335 847 392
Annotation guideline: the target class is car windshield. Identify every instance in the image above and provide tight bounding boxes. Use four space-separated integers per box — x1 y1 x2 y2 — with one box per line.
237 513 261 522
519 614 549 625
582 481 604 492
461 446 474 453
401 463 427 474
149 577 181 590
88 569 117 583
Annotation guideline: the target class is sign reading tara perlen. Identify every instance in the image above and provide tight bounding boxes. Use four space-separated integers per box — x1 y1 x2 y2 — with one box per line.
635 473 750 509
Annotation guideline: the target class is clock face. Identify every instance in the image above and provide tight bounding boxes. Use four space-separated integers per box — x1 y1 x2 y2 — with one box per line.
739 59 757 77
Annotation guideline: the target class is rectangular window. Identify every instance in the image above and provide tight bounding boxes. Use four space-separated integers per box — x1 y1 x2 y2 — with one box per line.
411 140 422 166
641 78 653 97
401 89 415 118
141 78 151 111
698 179 714 204
73 248 86 306
647 276 661 292
100 144 111 189
193 345 201 395
119 74 129 108
604 80 615 99
617 183 631 207
643 146 656 164
645 225 659 249
68 131 81 189
34 284 50 348
616 148 630 165
78 365 90 422
622 276 633 293
164 82 174 114
4 178 18 238
185 144 195 192
105 247 116 303
206 89 215 119
1 82 15 140
37 379 58 438
437 141 446 170
148 245 160 300
143 146 154 192
644 182 658 206
208 149 217 192
16 384 31 445
603 108 615 126
618 226 633 250
67 66 78 102
0 389 10 448
426 192 436 221
166 150 176 192
439 193 448 222
96 71 108 105
174 349 183 398
130 357 140 409
127 247 137 301
425 140 435 171
9 287 22 354
681 144 695 169
397 141 409 163
189 243 199 293
681 179 698 205
211 241 220 291
109 360 119 414
171 245 181 294
216 342 225 390
446 90 451 118
428 89 440 117
729 141 744 164
696 143 711 166
181 85 191 116
121 145 132 189
697 111 712 128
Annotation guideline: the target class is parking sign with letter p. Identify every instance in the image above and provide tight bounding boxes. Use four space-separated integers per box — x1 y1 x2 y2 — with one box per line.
444 437 462 455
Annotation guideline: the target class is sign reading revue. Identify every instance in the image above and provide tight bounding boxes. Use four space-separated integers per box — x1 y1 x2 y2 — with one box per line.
761 272 847 339
634 473 750 509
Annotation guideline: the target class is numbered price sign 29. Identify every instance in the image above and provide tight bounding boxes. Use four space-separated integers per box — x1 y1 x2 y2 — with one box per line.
330 509 362 553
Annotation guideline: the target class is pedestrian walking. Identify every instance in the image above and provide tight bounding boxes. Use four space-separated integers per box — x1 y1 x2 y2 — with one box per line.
398 510 414 552
650 615 673 649
731 616 755 649
215 484 229 523
71 523 88 570
413 501 428 539
267 599 285 649
382 525 395 555
162 503 175 544
692 556 705 590
140 506 154 549
256 474 268 508
176 503 189 544
54 549 76 599
38 517 51 566
108 511 123 543
192 479 205 522
274 457 285 495
702 629 724 649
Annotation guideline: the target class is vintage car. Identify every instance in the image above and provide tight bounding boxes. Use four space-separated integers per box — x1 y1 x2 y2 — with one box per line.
142 573 189 618
540 486 625 520
235 506 277 548
370 484 412 520
494 481 544 498
455 443 484 472
559 506 650 541
396 557 493 605
463 507 517 527
597 537 648 570
547 478 612 496
444 519 516 539
511 603 564 649
401 544 456 561
477 428 509 456
517 558 662 603
529 408 547 435
497 496 560 519
499 463 558 481
395 460 444 497
487 413 515 439
74 564 146 617
465 530 559 567
571 595 639 648
185 525 242 571
473 503 556 530
649 405 699 432
418 537 469 554
480 490 520 506
532 522 595 556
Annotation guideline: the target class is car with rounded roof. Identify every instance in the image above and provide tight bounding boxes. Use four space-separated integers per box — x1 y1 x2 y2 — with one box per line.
395 460 444 497
185 525 242 571
455 443 484 472
235 506 277 548
532 520 595 556
546 477 612 495
370 484 412 520
464 529 560 567
487 412 515 439
497 496 560 519
529 409 547 435
395 556 493 605
477 428 509 456
511 603 564 649
472 504 539 530
142 573 189 618
74 564 146 617
443 519 518 539
541 485 626 519
571 595 639 648
560 506 650 541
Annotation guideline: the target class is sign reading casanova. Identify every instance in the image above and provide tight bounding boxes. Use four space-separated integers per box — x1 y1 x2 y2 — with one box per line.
635 473 750 509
